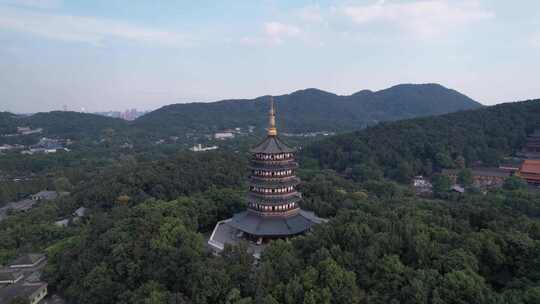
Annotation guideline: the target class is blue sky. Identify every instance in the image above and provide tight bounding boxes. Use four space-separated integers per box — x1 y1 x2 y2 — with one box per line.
0 0 539 113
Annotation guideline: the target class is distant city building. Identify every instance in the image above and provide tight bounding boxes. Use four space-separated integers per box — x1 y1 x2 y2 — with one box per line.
190 144 218 152
120 108 138 121
214 132 235 140
93 109 147 120
209 97 325 257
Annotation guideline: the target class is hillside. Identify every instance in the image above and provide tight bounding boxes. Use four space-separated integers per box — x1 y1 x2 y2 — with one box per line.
0 111 129 140
302 98 540 182
134 83 482 134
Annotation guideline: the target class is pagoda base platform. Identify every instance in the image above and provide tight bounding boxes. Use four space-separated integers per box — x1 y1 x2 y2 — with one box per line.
230 209 325 237
208 210 326 258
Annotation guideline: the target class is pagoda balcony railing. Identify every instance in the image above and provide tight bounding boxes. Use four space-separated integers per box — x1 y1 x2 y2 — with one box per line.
248 195 302 205
252 156 295 162
248 191 302 199
249 188 297 195
249 176 299 183
250 159 298 166
249 162 298 170
246 208 300 217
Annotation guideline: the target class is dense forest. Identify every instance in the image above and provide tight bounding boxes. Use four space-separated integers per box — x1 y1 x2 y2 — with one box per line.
37 168 540 304
2 99 540 304
303 99 540 182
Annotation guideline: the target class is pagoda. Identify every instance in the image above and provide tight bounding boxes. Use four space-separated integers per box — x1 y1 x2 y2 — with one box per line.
208 97 325 254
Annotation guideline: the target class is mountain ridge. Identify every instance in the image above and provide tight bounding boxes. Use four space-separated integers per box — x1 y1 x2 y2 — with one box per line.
134 83 482 134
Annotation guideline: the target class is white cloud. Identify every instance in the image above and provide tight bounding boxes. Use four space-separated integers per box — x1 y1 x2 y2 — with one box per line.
0 6 194 47
532 34 540 48
342 0 494 37
265 22 301 40
298 5 324 23
242 21 302 46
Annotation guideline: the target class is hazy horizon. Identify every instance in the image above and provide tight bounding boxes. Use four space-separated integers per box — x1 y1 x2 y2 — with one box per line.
1 0 539 113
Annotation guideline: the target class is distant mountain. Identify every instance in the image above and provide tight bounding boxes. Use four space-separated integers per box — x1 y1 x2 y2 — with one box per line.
135 83 482 134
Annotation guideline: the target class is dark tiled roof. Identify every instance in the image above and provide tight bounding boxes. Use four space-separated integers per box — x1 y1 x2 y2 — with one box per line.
0 271 23 282
229 209 325 236
0 282 47 302
250 136 296 154
9 254 45 267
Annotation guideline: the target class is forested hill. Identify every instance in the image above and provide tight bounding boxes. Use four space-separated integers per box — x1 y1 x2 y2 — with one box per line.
134 83 481 134
0 111 129 139
302 99 540 182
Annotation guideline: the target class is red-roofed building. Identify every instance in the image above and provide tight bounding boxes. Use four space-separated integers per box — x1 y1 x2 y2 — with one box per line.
519 160 540 184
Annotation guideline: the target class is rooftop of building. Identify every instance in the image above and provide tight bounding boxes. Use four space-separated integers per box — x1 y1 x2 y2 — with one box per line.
0 271 23 283
250 135 296 154
73 207 87 217
32 191 59 200
0 282 47 303
521 159 540 174
8 199 36 211
229 209 326 237
9 254 46 268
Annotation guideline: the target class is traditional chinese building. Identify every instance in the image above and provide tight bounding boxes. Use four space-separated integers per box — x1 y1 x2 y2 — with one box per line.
519 159 540 184
208 97 325 256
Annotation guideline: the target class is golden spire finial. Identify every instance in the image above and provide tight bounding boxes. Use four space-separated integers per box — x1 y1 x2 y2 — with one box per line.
268 96 277 136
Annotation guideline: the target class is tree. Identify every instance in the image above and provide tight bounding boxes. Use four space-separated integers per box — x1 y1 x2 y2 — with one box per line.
432 174 451 197
54 177 73 192
457 169 473 187
503 176 527 191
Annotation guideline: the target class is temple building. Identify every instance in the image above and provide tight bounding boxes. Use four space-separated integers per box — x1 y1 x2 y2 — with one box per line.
208 97 325 256
519 159 540 185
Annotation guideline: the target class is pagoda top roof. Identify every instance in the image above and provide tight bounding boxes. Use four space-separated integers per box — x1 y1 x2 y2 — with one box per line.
250 135 296 154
